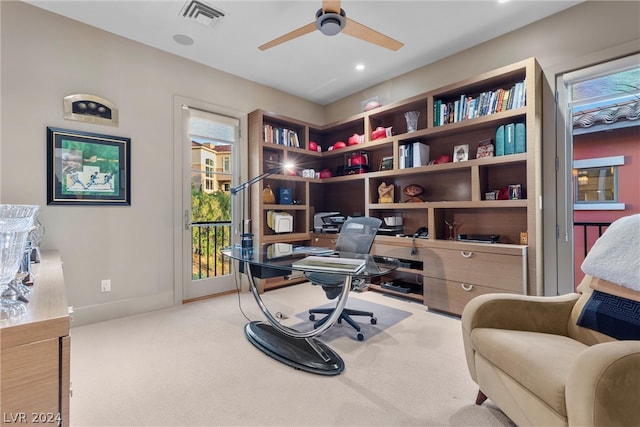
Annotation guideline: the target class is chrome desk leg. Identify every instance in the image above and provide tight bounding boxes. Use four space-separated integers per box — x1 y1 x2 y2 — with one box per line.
243 265 350 375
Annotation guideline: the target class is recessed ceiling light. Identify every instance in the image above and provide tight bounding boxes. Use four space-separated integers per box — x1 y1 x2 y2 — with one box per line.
355 64 365 71
173 33 194 46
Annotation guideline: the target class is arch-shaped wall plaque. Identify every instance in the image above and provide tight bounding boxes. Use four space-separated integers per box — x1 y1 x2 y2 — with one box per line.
63 94 119 126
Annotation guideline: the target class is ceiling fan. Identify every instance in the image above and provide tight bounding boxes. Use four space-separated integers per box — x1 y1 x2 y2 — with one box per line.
258 0 404 51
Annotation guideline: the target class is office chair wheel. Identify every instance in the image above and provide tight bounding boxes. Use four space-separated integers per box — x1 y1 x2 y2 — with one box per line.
309 314 316 321
357 332 364 341
370 317 377 325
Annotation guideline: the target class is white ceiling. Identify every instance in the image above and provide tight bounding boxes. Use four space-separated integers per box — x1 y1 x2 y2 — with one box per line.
25 0 581 105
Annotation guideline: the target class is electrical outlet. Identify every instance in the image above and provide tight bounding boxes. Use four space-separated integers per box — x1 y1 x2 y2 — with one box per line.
101 279 111 292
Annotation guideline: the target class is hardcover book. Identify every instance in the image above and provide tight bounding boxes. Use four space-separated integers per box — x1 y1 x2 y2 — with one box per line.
515 122 526 153
495 125 505 156
504 123 515 155
412 142 430 167
399 145 407 168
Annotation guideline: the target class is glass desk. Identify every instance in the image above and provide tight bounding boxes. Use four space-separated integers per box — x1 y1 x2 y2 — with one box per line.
222 244 398 375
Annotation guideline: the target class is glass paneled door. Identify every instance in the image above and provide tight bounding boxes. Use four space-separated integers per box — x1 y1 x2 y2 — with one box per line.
181 104 239 301
555 54 640 294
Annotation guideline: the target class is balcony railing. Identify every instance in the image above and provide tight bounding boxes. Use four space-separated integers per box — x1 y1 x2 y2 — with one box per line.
574 221 611 257
192 221 232 279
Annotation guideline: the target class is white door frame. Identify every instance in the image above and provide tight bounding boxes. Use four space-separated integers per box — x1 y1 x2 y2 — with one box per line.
173 95 248 304
543 41 639 296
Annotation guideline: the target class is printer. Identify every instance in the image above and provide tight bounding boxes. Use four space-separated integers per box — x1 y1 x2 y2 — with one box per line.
313 212 345 233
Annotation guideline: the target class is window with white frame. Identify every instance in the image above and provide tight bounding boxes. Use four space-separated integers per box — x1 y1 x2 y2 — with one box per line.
205 158 214 191
573 156 625 210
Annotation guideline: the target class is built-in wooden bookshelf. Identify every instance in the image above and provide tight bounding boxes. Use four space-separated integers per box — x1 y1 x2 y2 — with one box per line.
248 57 542 312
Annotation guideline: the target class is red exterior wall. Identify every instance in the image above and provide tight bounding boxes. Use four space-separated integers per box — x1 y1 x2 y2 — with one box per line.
573 126 640 287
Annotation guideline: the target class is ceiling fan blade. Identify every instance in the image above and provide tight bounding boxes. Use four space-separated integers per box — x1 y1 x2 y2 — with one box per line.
342 17 404 51
322 0 341 14
258 22 317 51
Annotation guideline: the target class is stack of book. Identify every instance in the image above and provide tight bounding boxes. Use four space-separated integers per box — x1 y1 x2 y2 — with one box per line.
434 79 527 126
263 124 300 147
399 142 430 168
495 122 526 156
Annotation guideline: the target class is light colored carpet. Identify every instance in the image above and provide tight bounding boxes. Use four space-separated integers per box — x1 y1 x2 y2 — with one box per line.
69 284 515 426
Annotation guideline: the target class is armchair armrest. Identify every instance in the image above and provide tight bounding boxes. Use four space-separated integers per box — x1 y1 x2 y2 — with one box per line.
566 340 640 427
461 293 580 382
462 292 580 336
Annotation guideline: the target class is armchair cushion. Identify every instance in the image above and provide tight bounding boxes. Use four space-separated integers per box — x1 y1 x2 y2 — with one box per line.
577 290 640 340
471 328 587 417
591 277 640 302
462 292 579 381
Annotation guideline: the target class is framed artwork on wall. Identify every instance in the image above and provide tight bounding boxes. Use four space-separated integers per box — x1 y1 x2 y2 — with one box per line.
46 127 131 205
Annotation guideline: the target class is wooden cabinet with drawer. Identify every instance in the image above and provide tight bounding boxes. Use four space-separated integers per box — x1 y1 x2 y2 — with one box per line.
310 232 338 250
423 243 527 315
1 251 70 426
368 236 426 303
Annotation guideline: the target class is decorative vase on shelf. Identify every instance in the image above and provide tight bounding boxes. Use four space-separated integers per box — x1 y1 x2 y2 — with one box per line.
263 185 276 204
404 111 420 133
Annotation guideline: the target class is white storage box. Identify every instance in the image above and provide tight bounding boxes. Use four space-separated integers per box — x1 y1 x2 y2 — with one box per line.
267 211 293 233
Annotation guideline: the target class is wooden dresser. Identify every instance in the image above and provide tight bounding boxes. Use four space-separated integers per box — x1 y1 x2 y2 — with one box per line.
1 251 70 427
422 241 527 315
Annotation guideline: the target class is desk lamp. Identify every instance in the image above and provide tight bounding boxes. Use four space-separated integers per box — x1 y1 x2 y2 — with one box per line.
230 161 295 252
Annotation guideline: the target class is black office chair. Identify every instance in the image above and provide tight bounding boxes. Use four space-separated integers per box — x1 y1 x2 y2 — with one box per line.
306 216 382 341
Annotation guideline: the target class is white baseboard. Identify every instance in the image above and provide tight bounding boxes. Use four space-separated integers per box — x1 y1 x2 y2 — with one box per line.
70 291 175 327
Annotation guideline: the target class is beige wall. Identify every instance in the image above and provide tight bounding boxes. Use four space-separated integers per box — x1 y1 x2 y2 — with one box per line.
0 1 323 325
1 1 638 324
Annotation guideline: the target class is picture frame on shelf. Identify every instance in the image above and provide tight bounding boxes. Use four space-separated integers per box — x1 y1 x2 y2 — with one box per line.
476 138 494 158
264 150 280 170
509 184 523 200
380 156 394 171
453 144 469 162
46 127 131 206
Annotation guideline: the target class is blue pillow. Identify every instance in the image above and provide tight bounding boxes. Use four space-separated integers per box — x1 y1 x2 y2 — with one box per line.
577 290 640 340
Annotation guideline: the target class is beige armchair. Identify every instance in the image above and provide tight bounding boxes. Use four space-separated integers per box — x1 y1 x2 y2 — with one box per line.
462 214 640 427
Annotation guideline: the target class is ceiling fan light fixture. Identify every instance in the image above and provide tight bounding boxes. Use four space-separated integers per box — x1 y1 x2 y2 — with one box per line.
259 2 403 51
315 8 346 36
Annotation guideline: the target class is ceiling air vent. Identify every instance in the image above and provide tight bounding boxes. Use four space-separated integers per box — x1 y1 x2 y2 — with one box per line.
181 0 225 27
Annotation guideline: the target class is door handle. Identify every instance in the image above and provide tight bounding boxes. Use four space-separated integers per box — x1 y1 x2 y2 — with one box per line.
184 210 191 230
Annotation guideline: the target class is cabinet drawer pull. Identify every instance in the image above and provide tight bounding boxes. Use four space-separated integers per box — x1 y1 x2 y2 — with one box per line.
461 283 473 291
460 251 473 258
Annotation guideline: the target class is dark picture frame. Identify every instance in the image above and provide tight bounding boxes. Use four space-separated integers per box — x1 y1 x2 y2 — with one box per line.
46 127 131 206
380 156 394 171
